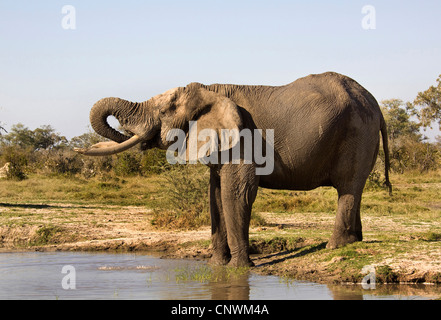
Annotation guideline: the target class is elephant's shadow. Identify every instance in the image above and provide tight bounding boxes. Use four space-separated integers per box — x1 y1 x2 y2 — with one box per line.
0 202 99 210
252 242 327 267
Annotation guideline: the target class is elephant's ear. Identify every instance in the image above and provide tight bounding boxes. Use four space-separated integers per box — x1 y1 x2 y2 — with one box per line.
182 86 243 163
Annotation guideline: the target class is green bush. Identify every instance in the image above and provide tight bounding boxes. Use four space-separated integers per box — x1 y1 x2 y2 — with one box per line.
165 165 210 214
380 99 440 174
389 137 440 173
364 168 384 191
44 150 83 176
80 155 113 178
113 152 142 176
152 165 210 229
1 146 29 180
141 148 172 176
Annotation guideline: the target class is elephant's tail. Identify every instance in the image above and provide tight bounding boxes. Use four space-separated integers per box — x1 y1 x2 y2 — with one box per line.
380 114 393 195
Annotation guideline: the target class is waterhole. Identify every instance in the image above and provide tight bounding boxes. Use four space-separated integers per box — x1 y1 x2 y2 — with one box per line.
0 252 439 300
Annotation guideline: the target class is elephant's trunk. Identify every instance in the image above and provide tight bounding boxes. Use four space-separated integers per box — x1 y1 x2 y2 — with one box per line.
77 97 157 156
75 135 143 156
89 97 139 143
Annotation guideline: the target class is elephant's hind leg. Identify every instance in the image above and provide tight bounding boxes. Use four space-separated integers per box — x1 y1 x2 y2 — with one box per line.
327 185 363 249
327 121 379 249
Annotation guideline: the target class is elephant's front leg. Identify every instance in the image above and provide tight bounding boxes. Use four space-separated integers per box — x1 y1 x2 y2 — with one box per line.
220 164 259 267
209 168 231 265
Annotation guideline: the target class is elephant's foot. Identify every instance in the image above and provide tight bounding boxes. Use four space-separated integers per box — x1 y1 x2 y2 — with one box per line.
208 253 231 266
327 231 362 249
227 257 255 268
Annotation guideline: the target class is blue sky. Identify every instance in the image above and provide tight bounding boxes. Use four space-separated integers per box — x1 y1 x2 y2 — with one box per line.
1 0 441 139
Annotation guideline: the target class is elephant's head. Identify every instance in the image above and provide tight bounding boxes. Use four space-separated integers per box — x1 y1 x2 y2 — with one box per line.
75 84 243 157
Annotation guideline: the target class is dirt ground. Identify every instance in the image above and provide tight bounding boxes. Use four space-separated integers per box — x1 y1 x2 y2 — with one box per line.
0 203 211 255
1 202 441 287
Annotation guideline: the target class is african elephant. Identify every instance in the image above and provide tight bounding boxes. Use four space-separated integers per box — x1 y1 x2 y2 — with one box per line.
76 72 391 267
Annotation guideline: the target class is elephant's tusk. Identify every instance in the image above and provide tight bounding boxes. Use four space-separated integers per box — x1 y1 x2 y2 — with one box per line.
75 134 142 156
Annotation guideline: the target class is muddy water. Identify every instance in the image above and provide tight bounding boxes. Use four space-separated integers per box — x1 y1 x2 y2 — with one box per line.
0 252 439 300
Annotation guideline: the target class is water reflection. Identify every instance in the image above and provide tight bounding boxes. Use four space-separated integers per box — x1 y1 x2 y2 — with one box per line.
328 283 441 300
329 286 364 300
204 269 250 300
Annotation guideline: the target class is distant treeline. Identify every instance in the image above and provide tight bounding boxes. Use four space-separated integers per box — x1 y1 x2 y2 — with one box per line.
0 124 171 180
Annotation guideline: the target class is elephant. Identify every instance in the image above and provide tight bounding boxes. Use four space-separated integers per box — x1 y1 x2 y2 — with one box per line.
76 71 392 267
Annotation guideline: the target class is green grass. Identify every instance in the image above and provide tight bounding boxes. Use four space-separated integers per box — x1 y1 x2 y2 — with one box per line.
30 225 64 246
254 188 337 214
0 173 167 207
173 265 250 283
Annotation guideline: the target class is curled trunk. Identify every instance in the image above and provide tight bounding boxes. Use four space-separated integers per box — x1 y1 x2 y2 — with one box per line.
76 97 156 156
89 97 145 143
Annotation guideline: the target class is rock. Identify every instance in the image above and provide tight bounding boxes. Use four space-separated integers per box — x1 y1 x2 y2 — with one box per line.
0 162 11 179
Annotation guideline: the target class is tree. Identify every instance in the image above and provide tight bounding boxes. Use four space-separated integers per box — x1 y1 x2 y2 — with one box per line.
0 123 67 150
69 129 107 149
380 99 421 141
413 74 441 129
380 99 439 172
0 123 34 148
33 125 68 150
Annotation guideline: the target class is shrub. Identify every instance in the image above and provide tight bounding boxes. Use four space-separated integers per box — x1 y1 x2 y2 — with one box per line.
114 152 142 176
164 165 210 215
364 168 384 191
152 164 268 229
43 150 83 176
0 146 29 180
380 99 440 173
389 136 440 173
31 225 65 246
80 156 113 178
152 165 210 229
141 148 172 176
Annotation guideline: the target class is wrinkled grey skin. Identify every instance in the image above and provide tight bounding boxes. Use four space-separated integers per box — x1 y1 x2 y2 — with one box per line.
77 72 392 267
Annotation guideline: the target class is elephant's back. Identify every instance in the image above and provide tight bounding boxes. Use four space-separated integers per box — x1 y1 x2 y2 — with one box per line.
257 72 382 189
261 72 382 142
277 72 378 114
